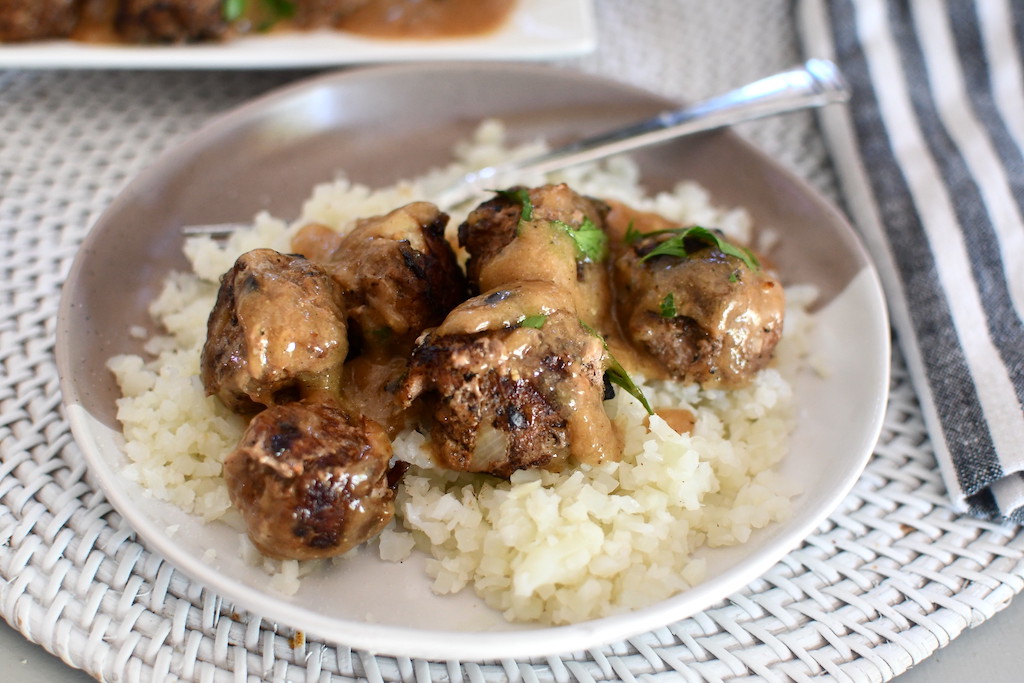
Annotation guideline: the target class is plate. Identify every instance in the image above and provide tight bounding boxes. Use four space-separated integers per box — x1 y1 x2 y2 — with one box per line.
0 0 594 69
56 63 890 660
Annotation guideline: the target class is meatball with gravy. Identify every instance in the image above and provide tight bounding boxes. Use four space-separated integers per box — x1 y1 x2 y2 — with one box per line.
613 226 784 388
201 249 349 413
399 281 619 477
115 0 228 43
458 184 612 329
291 201 467 354
0 0 81 41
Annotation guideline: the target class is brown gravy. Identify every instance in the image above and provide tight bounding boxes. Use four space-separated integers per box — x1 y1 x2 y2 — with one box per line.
339 0 516 38
71 0 120 43
654 408 696 435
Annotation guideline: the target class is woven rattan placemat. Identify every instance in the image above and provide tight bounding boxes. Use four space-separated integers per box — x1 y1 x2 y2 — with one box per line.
2 1 1022 680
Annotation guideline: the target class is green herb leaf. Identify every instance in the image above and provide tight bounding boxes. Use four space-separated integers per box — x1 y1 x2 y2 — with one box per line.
223 0 247 21
659 293 677 318
263 0 296 18
579 320 653 415
728 269 740 283
519 314 548 329
638 225 760 271
552 216 609 263
606 358 653 415
624 221 642 245
494 188 533 222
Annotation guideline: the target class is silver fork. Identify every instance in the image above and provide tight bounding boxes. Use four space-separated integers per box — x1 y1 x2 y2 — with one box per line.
183 59 848 239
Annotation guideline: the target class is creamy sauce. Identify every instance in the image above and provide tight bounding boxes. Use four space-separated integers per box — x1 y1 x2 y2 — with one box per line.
339 0 515 38
478 197 611 331
654 408 696 435
291 223 346 264
437 282 573 336
71 0 120 43
477 221 579 309
557 331 622 465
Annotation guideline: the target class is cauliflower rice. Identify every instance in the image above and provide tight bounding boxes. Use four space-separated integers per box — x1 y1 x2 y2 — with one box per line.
108 121 814 625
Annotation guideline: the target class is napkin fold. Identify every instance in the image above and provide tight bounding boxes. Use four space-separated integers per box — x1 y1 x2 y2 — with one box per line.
798 0 1024 522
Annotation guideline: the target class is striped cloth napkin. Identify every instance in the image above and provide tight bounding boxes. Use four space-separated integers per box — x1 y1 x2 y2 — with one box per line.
798 0 1024 522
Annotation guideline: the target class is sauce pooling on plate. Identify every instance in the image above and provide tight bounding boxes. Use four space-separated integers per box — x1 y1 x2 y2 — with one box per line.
338 0 516 38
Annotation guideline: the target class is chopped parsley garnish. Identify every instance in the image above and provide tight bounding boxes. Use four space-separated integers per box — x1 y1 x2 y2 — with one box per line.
222 0 296 28
260 0 295 29
519 314 548 329
552 216 609 263
624 221 643 246
579 321 653 415
223 0 246 21
494 188 534 222
659 293 677 318
606 358 653 415
493 189 607 262
634 225 760 272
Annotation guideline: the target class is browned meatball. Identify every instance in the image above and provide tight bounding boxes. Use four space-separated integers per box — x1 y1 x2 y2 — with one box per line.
0 0 81 41
456 190 521 289
614 229 784 387
115 0 227 43
399 282 619 477
291 201 467 354
201 249 349 413
224 400 395 560
458 184 612 329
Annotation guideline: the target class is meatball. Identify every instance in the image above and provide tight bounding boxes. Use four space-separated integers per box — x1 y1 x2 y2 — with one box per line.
224 400 395 560
456 189 521 289
458 184 613 329
201 249 349 413
115 0 227 43
291 201 467 354
399 281 619 477
614 228 785 387
0 0 81 41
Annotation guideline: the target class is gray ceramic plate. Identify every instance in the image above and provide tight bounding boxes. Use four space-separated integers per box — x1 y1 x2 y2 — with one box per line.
57 63 889 660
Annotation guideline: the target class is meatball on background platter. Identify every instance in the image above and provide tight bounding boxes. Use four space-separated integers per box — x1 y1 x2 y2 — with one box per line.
0 0 595 68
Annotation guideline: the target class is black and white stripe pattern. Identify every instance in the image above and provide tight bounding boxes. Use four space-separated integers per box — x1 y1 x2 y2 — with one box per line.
799 0 1024 521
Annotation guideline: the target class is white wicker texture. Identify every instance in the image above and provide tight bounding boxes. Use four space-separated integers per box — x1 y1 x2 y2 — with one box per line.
2 1 1023 681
